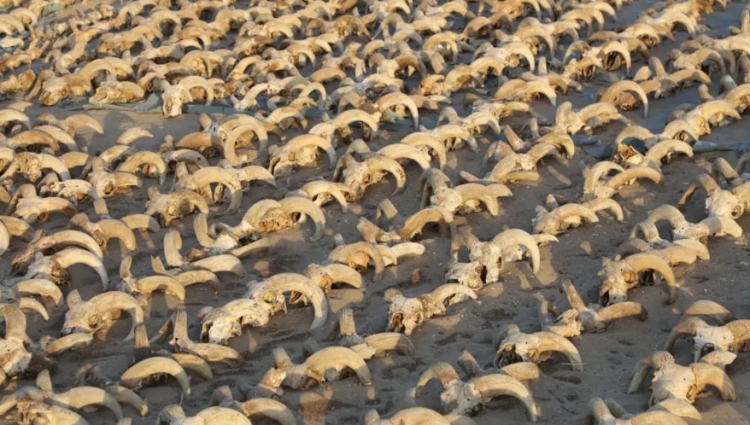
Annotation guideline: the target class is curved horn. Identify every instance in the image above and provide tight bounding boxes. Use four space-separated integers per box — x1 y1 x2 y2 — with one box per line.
120 357 190 395
242 165 277 187
305 263 362 289
175 270 219 289
191 255 246 277
491 229 541 273
605 166 662 190
584 198 623 222
673 239 710 261
647 205 687 229
39 154 71 180
685 300 734 325
335 109 380 134
629 351 674 393
329 242 386 281
701 216 743 239
413 362 460 395
86 291 144 334
118 151 167 185
53 248 108 289
376 92 419 128
615 125 655 145
99 219 138 252
397 207 455 240
552 202 599 222
63 115 103 135
278 197 327 241
267 273 329 329
536 331 583 370
456 184 509 216
663 317 706 351
51 386 123 420
191 167 242 215
583 161 624 194
499 361 541 382
117 214 157 234
170 352 213 380
117 128 153 145
590 397 616 421
600 80 649 117
241 398 298 425
305 346 371 384
136 276 186 300
178 76 214 105
39 230 103 258
44 333 94 356
402 134 447 170
377 143 431 170
366 156 407 197
103 386 147 417
389 242 425 260
646 139 693 163
0 216 32 240
661 119 699 142
678 174 721 211
623 253 677 302
193 213 215 249
14 279 63 305
113 172 142 190
364 332 416 356
430 283 478 307
691 362 736 401
601 41 631 70
596 301 648 323
471 374 540 421
163 230 184 268
0 221 8 257
18 297 47 320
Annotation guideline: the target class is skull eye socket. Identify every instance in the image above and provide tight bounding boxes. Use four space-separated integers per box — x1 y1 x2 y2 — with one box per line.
600 290 610 306
732 205 743 219
88 314 102 328
202 322 213 341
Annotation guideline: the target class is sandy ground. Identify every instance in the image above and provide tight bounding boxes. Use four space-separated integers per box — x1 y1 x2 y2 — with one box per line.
2 0 750 424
